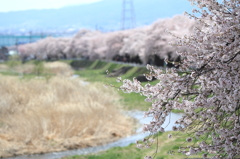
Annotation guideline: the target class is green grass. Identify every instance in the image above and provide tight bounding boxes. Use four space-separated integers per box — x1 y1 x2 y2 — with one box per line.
72 60 152 111
62 131 208 159
75 69 151 111
71 60 185 112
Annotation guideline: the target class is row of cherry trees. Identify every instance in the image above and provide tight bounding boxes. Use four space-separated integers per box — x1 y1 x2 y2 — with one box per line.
18 15 195 66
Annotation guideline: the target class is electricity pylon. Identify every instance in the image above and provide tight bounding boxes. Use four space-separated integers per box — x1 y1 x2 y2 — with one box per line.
122 0 136 30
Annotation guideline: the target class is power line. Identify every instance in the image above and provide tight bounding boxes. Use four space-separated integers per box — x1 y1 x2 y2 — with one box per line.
122 0 136 30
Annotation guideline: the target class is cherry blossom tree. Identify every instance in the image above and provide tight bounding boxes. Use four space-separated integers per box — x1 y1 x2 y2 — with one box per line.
118 15 194 65
144 15 195 66
69 29 103 59
117 0 240 158
18 43 38 60
105 31 129 60
17 16 194 64
119 28 149 64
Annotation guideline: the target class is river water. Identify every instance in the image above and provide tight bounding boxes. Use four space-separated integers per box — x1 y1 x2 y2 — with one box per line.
6 111 182 159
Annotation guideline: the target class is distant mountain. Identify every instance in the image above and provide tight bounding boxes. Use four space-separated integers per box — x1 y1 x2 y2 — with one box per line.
0 0 194 34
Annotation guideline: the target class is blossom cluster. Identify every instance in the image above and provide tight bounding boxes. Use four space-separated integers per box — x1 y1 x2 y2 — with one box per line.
118 0 240 158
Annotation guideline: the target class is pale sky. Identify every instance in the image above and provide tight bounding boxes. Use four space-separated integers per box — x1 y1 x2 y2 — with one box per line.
0 0 102 12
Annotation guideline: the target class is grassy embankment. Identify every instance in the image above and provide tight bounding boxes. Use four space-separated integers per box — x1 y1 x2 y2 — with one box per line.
0 61 134 158
69 60 153 111
63 131 208 159
62 60 207 159
70 60 183 112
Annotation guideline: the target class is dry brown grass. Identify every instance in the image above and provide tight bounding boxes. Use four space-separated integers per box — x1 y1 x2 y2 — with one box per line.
0 61 73 76
0 75 134 157
13 63 35 74
0 64 8 71
44 61 74 76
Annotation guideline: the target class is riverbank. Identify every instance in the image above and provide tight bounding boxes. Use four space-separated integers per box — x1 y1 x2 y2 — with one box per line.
0 61 135 158
69 60 183 113
5 111 186 159
61 60 194 159
0 59 186 159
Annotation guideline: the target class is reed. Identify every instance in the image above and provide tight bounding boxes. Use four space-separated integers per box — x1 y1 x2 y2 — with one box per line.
0 75 133 157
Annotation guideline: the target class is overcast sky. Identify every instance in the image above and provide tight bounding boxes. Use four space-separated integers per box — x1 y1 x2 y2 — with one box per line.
0 0 102 12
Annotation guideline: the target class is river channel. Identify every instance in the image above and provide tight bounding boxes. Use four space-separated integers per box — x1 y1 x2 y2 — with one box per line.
6 111 182 159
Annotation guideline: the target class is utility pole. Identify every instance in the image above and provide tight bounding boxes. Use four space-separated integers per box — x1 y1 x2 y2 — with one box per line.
122 0 136 30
